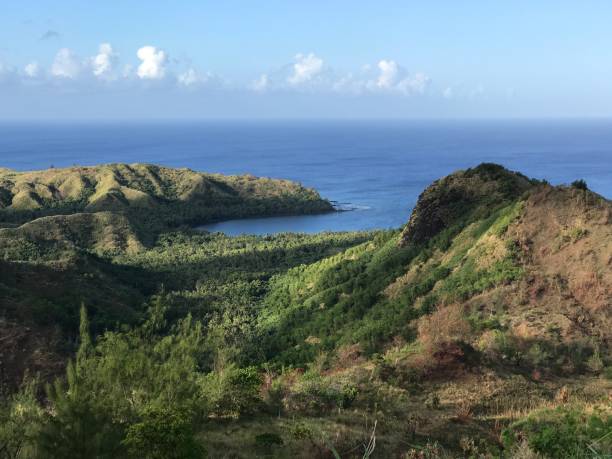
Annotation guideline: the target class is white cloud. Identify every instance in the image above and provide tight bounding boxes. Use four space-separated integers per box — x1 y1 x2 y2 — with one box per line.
368 60 430 95
136 46 167 80
376 60 399 89
1 47 439 100
177 68 199 87
251 74 268 92
91 43 117 79
331 73 367 95
24 61 40 78
288 53 323 85
177 69 223 88
51 48 82 79
396 72 430 95
443 86 453 99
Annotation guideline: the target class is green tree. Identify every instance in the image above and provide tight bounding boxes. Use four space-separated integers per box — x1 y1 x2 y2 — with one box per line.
122 407 205 459
0 378 43 459
36 363 125 459
76 304 92 374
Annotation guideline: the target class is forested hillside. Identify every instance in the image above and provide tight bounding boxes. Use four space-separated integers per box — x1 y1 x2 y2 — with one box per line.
0 164 609 458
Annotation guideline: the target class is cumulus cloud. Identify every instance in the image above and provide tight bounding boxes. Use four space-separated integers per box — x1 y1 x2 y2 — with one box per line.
24 62 41 78
368 59 430 95
396 72 430 95
177 68 199 87
251 74 269 92
51 48 82 79
177 68 222 88
288 53 323 85
91 43 117 79
331 73 367 95
251 54 429 96
376 60 399 89
136 46 167 80
1 46 438 101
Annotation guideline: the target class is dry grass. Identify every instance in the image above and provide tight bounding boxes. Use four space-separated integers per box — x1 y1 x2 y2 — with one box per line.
417 303 471 354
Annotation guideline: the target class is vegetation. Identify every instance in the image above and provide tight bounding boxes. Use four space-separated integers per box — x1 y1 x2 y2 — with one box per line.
571 179 588 191
0 163 610 457
503 406 612 458
0 163 333 237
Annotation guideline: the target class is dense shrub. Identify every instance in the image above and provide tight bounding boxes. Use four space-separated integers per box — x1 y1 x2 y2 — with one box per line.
571 179 588 191
123 407 205 459
283 372 359 414
502 407 612 458
200 366 262 418
254 432 284 452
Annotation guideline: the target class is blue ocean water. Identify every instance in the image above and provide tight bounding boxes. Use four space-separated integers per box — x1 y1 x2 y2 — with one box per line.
0 120 611 234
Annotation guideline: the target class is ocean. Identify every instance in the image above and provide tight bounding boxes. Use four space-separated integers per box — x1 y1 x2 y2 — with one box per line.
1 119 611 234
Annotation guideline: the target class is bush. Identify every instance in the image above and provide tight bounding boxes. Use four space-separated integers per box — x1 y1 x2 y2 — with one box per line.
254 432 284 452
123 407 205 459
201 366 262 418
478 330 524 365
571 179 588 191
417 303 470 354
502 406 612 458
283 372 358 414
526 343 550 367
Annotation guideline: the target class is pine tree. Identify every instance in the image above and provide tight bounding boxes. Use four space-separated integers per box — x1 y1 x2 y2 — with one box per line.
76 303 92 374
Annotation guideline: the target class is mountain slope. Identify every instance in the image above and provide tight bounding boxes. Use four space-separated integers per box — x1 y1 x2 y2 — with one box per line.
259 164 611 372
0 163 333 232
0 211 144 258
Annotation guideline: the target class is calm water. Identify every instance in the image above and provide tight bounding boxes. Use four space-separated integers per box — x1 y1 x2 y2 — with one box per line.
0 120 611 235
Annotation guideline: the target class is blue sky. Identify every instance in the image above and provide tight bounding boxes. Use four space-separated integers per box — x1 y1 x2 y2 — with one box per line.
1 1 612 119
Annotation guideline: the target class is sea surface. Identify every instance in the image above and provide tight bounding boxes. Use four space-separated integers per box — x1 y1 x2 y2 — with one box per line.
0 120 611 235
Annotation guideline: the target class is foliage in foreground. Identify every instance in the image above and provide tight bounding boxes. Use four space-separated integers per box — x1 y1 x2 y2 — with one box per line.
503 406 612 458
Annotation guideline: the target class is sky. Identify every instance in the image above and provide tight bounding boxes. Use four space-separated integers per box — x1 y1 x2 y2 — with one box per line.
1 1 612 119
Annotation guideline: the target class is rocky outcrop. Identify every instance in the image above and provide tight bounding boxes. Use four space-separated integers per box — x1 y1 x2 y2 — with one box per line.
400 163 535 246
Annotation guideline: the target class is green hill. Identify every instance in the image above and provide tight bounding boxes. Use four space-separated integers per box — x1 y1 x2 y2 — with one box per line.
259 164 611 369
0 163 333 235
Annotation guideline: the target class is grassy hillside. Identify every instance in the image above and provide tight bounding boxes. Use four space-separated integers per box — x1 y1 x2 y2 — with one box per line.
259 164 611 370
0 163 610 458
0 163 333 235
